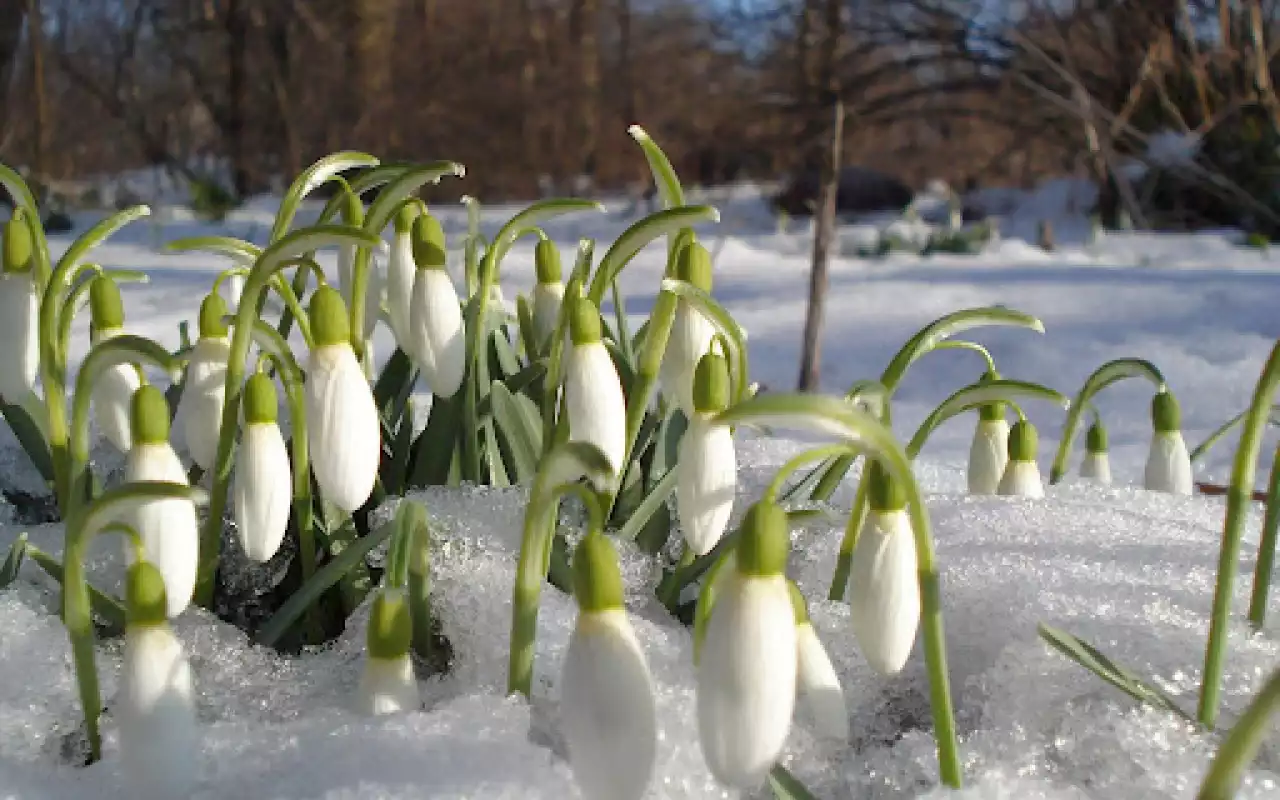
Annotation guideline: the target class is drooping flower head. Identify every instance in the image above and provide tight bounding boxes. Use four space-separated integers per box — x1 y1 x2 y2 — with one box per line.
660 240 716 415
408 213 466 397
677 349 737 556
355 586 421 716
1144 389 1192 494
233 371 291 562
0 211 39 404
176 291 231 470
997 419 1045 498
89 275 141 452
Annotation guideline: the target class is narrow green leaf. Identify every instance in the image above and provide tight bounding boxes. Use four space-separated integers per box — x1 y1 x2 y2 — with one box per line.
1050 358 1166 484
364 162 466 234
484 419 511 488
315 165 411 224
0 533 27 589
1196 668 1280 799
490 200 604 274
627 126 685 210
610 279 635 365
24 545 126 634
907 378 1069 458
164 235 261 263
660 277 749 401
0 164 40 214
271 151 380 241
1190 406 1280 464
490 329 523 380
57 205 151 275
407 394 461 488
1038 624 1196 723
620 467 679 542
373 347 415 416
516 294 539 359
589 206 721 304
256 518 396 647
490 381 541 483
2 400 54 482
881 306 1045 391
768 765 822 800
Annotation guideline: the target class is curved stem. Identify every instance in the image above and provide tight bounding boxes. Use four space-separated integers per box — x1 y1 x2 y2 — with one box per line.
1247 443 1280 628
1199 341 1280 727
764 444 854 503
212 266 251 295
828 471 871 601
268 271 314 348
1196 668 1280 800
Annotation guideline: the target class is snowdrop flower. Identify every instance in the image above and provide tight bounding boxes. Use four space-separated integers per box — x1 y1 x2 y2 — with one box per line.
531 238 565 349
88 277 140 452
967 373 1008 495
0 212 39 404
385 203 420 350
1144 390 1192 494
789 582 848 742
123 385 199 618
677 350 736 555
997 419 1045 498
176 293 231 470
565 292 626 482
848 460 920 676
337 191 383 341
232 372 291 561
560 532 657 800
118 559 199 798
305 286 380 513
697 499 796 789
659 241 716 415
408 214 466 397
1079 419 1112 484
354 586 420 716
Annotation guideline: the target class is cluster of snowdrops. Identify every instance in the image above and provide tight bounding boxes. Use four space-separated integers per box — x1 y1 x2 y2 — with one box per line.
0 129 1273 800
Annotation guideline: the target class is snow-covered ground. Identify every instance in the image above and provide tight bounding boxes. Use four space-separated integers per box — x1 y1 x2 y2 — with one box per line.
3 181 1280 798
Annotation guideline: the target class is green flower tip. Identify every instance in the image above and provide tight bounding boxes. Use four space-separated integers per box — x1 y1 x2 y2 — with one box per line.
394 202 421 235
1086 420 1109 453
130 384 171 446
408 520 431 577
736 499 789 577
569 293 602 346
125 560 169 628
572 532 625 613
412 214 447 269
340 190 365 225
1152 390 1181 433
366 588 412 660
198 292 229 339
1008 419 1038 461
674 241 713 292
788 581 809 625
243 372 278 425
867 459 907 513
89 276 125 330
2 211 33 274
534 239 562 284
978 369 1005 421
692 352 730 414
309 286 351 348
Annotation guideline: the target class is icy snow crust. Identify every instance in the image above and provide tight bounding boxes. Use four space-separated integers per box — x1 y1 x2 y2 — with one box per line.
2 185 1280 796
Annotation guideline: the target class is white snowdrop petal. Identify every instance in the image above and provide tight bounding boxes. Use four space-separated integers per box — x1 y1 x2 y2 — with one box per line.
565 342 626 478
796 622 849 742
1144 431 1192 494
997 459 1045 499
1080 451 1112 484
386 232 416 350
677 416 737 556
697 573 797 789
967 419 1009 495
177 337 230 469
233 423 292 562
338 244 383 340
659 302 715 415
0 273 39 403
409 268 466 397
531 282 564 347
561 610 657 800
124 443 199 618
354 655 420 716
305 344 380 513
93 362 141 453
848 509 921 676
119 626 199 798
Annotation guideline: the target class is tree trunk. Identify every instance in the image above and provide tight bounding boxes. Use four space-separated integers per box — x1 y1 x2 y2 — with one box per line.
797 98 843 392
570 0 600 187
26 0 48 187
226 0 249 197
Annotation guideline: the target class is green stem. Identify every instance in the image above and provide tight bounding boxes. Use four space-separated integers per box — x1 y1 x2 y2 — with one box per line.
1199 341 1280 728
763 444 854 503
829 470 871 601
659 548 695 609
38 252 81 514
1248 443 1280 628
1196 668 1280 800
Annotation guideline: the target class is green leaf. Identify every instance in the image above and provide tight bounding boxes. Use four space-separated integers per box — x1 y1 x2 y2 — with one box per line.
768 765 822 800
373 347 415 417
2 399 54 483
589 206 720 304
1038 624 1197 724
364 162 466 235
1189 406 1280 464
256 518 397 647
620 466 679 543
627 126 685 211
490 329 523 380
0 533 27 589
907 378 1069 458
476 361 548 423
489 200 604 276
490 381 541 483
610 279 635 365
516 294 539 359
57 205 151 275
164 234 261 264
881 306 1045 391
1196 668 1280 799
0 164 40 214
315 164 411 224
1049 358 1166 484
484 418 510 488
271 151 380 241
660 277 749 401
407 394 461 488
24 545 126 634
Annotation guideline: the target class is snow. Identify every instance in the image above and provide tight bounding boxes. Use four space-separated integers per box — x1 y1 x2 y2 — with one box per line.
3 179 1280 797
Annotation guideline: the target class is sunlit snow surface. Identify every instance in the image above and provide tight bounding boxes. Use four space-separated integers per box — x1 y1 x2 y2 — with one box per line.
2 183 1280 797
